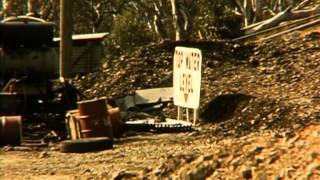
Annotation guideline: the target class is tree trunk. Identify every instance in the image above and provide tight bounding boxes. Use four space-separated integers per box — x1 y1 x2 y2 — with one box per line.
0 0 24 17
153 1 168 40
171 0 180 40
270 0 276 11
2 0 12 18
243 0 254 27
276 0 287 12
170 0 192 40
254 0 264 22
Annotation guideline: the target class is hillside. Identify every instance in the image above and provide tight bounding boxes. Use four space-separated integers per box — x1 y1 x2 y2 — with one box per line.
74 29 320 138
2 29 320 179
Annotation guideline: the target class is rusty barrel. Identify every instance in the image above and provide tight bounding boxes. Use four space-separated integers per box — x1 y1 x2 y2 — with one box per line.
0 116 23 145
77 98 113 139
108 107 123 138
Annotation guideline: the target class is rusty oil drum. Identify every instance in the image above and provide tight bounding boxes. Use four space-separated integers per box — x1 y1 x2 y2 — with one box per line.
0 116 23 145
77 98 113 139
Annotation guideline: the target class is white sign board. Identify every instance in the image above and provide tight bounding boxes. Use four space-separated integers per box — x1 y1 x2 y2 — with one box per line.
173 46 202 109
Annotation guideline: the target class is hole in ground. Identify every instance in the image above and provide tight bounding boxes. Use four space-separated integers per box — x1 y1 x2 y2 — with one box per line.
199 93 253 123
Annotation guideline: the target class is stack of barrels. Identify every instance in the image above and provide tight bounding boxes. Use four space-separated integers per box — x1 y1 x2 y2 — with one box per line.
66 97 123 140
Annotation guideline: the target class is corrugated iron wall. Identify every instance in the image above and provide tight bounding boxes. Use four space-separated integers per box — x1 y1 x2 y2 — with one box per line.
55 42 103 75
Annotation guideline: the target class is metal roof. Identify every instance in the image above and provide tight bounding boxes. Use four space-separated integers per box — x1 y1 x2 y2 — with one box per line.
53 32 108 42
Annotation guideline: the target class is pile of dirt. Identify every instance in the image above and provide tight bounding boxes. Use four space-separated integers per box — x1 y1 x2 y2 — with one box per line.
73 40 252 99
74 30 320 138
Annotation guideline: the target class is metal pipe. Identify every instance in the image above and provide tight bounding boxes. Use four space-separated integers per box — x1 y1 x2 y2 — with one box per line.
59 0 73 78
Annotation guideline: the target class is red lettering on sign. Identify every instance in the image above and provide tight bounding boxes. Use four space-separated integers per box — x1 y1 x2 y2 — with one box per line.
184 93 188 102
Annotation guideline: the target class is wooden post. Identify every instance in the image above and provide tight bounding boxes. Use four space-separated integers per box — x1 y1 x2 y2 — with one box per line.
177 106 182 120
193 108 197 125
186 108 189 122
59 0 73 78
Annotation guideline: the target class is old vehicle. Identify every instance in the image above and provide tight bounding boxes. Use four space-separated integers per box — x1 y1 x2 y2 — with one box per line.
0 16 72 116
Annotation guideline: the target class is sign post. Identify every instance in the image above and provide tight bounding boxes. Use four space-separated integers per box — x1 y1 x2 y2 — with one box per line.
173 47 202 125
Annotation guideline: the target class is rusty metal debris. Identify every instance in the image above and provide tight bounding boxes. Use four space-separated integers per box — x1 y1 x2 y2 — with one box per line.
0 116 23 145
134 87 173 105
113 87 173 114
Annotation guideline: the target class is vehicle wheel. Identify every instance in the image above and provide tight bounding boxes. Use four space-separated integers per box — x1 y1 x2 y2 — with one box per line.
59 137 113 153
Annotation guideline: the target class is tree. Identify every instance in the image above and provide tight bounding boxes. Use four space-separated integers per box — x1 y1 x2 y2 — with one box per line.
170 0 197 40
72 0 130 33
1 0 27 17
194 0 242 39
129 0 197 41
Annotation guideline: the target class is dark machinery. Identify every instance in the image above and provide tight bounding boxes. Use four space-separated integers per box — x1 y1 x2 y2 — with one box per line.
0 16 75 117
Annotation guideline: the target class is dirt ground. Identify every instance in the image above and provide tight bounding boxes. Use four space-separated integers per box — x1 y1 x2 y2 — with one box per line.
2 28 320 179
1 123 320 179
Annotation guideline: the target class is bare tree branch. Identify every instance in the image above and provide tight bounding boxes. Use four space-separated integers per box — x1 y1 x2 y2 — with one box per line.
246 5 320 34
293 0 311 11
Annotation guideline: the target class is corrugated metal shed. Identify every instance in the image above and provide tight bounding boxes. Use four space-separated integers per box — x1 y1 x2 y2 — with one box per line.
54 33 108 75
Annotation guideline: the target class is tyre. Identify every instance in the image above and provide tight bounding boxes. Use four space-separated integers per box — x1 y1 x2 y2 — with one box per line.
59 137 113 153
